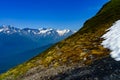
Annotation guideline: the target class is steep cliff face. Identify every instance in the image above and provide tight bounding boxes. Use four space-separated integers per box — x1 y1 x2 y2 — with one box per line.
0 0 120 80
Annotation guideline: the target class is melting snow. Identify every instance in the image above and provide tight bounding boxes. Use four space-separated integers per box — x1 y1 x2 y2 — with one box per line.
101 20 120 61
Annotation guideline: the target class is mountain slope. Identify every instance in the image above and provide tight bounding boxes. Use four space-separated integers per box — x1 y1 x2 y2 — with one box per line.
0 0 120 80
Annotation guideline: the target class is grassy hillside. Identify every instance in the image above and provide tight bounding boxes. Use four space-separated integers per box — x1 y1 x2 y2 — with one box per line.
0 0 120 80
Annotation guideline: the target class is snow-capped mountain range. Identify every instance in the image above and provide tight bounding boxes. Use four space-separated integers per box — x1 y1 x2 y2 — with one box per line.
0 25 75 53
0 25 74 36
0 25 75 73
0 25 75 47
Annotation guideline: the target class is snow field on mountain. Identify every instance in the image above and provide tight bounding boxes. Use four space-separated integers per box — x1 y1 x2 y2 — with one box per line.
101 20 120 61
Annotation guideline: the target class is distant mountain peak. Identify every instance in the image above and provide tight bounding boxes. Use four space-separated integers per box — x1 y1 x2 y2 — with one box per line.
56 29 71 36
0 25 20 34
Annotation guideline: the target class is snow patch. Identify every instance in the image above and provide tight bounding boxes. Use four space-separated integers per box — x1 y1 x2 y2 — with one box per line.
101 20 120 61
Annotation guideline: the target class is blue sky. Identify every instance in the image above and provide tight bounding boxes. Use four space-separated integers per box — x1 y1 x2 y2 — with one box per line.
0 0 109 30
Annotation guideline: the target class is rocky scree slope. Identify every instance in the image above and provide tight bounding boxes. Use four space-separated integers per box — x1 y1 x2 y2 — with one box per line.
0 0 120 80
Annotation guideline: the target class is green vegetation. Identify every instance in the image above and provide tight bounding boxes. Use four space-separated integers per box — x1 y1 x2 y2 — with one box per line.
0 0 120 79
